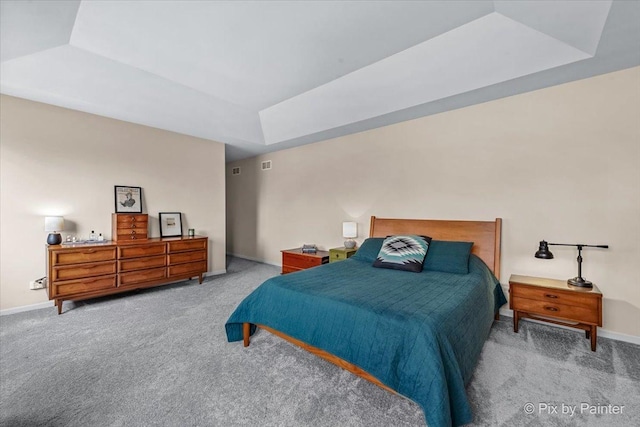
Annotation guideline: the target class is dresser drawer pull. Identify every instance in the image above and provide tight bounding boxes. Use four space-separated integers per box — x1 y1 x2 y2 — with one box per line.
544 306 559 312
545 294 558 299
131 230 136 235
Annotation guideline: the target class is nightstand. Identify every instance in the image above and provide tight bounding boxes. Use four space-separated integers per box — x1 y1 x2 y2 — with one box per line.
281 248 329 274
329 247 357 263
509 274 603 351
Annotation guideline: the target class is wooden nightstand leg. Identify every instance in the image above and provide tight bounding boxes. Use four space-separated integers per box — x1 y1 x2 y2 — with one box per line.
243 323 251 347
56 299 63 315
198 273 203 284
590 326 597 351
585 330 590 339
513 311 520 333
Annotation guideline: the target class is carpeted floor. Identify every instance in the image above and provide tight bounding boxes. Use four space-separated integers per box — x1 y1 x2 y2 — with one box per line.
1 257 638 426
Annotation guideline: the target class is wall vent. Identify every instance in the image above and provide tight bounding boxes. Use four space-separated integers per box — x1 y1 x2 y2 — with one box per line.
231 167 241 176
261 160 272 171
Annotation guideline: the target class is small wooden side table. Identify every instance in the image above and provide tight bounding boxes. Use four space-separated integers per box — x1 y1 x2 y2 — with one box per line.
329 247 357 263
281 248 329 274
509 274 603 351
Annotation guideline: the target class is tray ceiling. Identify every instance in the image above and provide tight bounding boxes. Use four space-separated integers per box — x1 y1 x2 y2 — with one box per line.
1 1 639 162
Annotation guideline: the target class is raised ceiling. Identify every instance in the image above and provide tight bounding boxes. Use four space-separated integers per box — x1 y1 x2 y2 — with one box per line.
1 1 639 162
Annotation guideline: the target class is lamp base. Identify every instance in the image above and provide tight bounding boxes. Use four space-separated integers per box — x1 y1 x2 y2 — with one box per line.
47 233 62 245
567 277 593 288
344 239 356 249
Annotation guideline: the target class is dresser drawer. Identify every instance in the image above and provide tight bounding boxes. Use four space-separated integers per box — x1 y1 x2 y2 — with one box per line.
51 247 116 266
167 239 207 253
115 214 148 225
511 297 599 324
168 261 207 278
52 261 117 281
118 243 166 259
51 275 117 298
511 284 597 308
283 252 325 269
168 251 206 265
114 230 148 241
118 267 166 287
118 255 166 272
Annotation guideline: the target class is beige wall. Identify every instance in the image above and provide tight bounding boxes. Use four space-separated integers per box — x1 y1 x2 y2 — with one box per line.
0 95 226 311
226 67 640 338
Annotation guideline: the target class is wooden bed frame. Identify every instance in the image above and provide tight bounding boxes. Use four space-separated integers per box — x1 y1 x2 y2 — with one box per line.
243 216 502 394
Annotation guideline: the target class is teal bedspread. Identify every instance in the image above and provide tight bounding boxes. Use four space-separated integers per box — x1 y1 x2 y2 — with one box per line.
226 255 506 427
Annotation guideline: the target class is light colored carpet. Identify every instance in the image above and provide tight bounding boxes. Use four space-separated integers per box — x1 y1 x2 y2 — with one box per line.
1 257 638 426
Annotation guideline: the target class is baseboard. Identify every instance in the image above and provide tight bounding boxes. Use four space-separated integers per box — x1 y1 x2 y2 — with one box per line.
1 269 228 316
0 301 52 316
205 269 227 276
227 253 281 268
498 307 640 346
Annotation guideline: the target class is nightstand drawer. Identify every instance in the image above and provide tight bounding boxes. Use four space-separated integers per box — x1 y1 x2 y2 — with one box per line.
511 284 597 309
283 252 324 269
329 247 357 263
511 297 599 324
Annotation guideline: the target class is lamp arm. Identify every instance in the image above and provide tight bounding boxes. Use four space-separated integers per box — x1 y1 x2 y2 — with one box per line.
547 243 609 249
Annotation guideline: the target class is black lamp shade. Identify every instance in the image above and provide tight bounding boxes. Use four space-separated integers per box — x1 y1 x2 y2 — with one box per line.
534 241 554 259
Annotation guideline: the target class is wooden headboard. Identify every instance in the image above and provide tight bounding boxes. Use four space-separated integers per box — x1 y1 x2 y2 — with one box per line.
369 216 502 279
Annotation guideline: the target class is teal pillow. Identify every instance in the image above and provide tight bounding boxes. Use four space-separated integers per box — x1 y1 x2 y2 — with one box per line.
423 240 474 274
373 235 432 273
351 238 384 263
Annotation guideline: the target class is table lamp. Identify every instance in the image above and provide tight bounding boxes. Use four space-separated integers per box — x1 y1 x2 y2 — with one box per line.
45 216 64 245
343 222 357 249
535 240 608 288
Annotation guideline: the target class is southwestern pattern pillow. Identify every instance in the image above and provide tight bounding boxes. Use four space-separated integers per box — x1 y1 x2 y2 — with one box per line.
373 235 432 273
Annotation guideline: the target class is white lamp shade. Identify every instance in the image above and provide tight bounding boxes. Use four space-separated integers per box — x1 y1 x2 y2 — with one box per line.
44 216 64 232
342 222 357 239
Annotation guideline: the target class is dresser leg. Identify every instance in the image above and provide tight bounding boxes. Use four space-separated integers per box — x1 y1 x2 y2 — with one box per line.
56 300 62 315
590 326 597 351
198 273 203 284
585 330 590 339
513 311 519 333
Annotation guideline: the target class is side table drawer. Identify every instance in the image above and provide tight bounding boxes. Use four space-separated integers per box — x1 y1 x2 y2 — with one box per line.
512 297 599 324
511 284 597 308
283 252 324 269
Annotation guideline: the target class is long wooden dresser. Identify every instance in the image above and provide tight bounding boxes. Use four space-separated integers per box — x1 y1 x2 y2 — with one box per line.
47 236 208 314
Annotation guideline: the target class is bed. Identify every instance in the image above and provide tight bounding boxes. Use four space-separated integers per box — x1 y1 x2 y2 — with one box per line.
226 217 506 427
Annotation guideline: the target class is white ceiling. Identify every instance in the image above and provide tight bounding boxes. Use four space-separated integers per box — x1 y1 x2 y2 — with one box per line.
1 1 639 162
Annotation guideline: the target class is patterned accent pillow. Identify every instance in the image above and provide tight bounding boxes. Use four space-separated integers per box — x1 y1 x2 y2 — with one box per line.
373 235 432 273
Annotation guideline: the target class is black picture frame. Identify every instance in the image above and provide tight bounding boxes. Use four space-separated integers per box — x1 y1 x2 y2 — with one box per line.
114 186 142 213
159 212 182 238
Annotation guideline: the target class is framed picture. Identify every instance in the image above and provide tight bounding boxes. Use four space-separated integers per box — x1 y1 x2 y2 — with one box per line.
159 212 182 237
114 186 142 213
